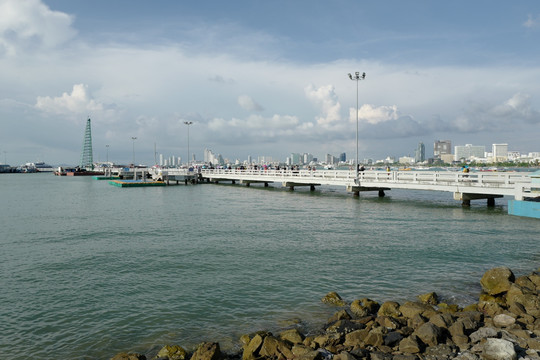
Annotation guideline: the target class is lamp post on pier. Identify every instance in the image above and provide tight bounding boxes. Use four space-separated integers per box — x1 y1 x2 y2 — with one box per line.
183 121 193 166
348 71 366 180
131 137 137 166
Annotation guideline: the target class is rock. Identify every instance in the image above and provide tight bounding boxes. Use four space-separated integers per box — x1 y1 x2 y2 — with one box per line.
429 313 454 329
328 309 351 323
242 334 264 360
482 338 517 360
378 301 401 317
343 328 368 347
454 351 479 360
418 292 438 305
529 272 540 289
424 344 456 358
399 301 437 319
469 326 499 343
280 328 304 344
364 328 384 347
155 345 187 360
322 291 346 306
370 350 393 360
398 335 423 354
350 299 370 317
112 353 147 360
393 355 419 360
437 303 461 313
326 319 363 334
478 300 505 317
259 335 293 359
414 322 442 347
376 315 401 329
480 267 515 296
239 334 251 347
493 314 516 327
291 345 323 360
384 331 403 347
515 275 537 292
408 313 427 329
190 342 221 360
333 351 357 360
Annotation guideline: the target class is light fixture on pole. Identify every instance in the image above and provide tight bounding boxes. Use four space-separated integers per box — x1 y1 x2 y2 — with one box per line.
131 137 137 166
348 71 366 180
183 121 193 166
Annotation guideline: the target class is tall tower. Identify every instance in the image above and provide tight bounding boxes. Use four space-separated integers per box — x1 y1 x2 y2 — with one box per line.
79 118 94 169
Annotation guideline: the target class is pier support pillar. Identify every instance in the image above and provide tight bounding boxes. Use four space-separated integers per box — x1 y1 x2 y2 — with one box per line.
378 189 385 197
462 199 471 207
264 183 269 187
289 186 294 191
353 191 359 197
232 180 236 184
310 185 315 191
184 179 188 185
246 183 250 187
487 198 495 207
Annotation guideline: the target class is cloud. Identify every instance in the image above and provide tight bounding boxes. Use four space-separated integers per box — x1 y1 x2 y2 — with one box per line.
0 0 76 56
355 104 400 125
304 84 341 126
523 14 540 29
238 95 264 111
35 84 104 117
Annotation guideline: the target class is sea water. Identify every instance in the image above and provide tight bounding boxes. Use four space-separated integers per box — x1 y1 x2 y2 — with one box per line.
1 173 539 359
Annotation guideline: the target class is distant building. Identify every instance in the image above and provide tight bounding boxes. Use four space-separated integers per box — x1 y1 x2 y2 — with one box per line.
440 154 455 164
291 153 302 165
434 140 452 158
399 156 415 165
303 153 314 164
415 142 425 163
492 143 508 162
339 152 346 162
454 144 485 161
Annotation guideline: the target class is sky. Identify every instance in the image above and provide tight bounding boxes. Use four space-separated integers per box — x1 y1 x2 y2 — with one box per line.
1 0 540 166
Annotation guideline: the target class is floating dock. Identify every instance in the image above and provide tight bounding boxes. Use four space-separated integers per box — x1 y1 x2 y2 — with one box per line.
108 180 166 187
93 175 120 180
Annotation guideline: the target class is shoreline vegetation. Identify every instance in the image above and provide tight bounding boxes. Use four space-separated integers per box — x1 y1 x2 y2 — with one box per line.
112 267 540 360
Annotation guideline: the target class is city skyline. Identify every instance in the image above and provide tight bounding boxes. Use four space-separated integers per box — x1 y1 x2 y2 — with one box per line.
1 1 540 165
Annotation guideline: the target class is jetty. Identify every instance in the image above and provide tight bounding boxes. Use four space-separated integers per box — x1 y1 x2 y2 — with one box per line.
144 168 535 205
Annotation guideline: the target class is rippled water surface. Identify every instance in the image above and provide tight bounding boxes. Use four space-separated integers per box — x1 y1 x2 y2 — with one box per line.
1 173 539 359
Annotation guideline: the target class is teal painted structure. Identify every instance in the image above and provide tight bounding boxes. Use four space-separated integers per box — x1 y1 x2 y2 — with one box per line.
508 170 540 219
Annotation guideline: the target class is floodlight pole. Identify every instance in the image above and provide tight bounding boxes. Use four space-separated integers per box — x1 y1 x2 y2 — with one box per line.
131 137 137 165
348 71 366 180
183 121 193 166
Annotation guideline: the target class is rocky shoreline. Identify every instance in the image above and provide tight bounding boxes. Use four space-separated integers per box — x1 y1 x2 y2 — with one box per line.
112 266 540 360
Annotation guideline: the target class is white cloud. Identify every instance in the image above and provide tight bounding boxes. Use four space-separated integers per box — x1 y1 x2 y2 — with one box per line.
35 84 104 117
0 0 76 56
523 14 540 29
304 84 341 126
238 95 264 111
355 104 400 125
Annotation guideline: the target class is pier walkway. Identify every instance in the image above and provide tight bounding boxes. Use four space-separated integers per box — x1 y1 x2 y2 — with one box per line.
147 168 535 206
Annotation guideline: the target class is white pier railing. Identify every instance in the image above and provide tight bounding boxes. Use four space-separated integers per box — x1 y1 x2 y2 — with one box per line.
200 169 533 201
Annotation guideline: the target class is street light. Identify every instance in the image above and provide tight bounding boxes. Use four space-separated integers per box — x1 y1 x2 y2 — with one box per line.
106 145 109 164
131 137 137 166
183 121 193 166
348 71 366 179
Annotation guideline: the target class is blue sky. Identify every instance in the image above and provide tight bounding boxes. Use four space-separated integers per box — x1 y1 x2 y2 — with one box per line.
1 0 540 165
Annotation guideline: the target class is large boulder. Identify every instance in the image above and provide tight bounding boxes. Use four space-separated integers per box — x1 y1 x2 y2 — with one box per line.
258 335 293 359
399 301 437 319
482 338 517 360
242 334 264 360
154 345 187 360
189 342 221 360
413 322 442 347
378 301 401 317
480 267 515 296
418 292 438 305
280 328 304 345
322 291 346 306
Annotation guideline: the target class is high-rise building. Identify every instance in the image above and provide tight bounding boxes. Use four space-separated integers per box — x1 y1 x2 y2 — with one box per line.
291 153 302 164
415 142 425 163
339 152 346 162
454 144 485 161
434 140 451 157
492 144 508 162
